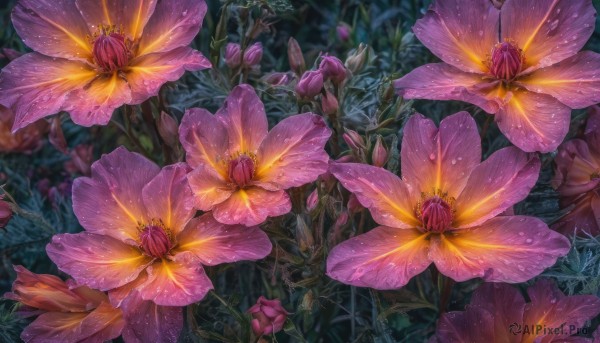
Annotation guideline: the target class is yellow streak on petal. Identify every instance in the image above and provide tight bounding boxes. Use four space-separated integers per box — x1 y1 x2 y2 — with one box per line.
41 16 92 55
9 69 96 92
102 0 112 25
160 260 191 295
437 16 486 71
255 142 295 178
509 92 545 138
110 193 140 225
520 0 560 53
131 0 145 40
364 232 429 265
185 124 228 179
177 236 215 251
355 176 420 226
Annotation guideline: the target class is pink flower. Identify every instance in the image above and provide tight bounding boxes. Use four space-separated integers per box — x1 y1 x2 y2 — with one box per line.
0 195 12 228
0 0 211 131
247 296 289 336
180 84 331 226
319 55 347 84
552 106 600 237
434 280 600 342
45 147 272 341
394 0 600 153
5 265 124 343
327 111 570 289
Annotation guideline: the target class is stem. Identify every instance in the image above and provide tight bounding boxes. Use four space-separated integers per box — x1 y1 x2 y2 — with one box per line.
350 286 356 341
480 114 493 141
210 290 246 324
438 274 454 315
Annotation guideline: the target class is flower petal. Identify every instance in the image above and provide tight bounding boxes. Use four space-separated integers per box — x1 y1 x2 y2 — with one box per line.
469 283 526 342
46 233 153 291
21 312 88 343
429 216 570 283
212 187 291 226
12 0 92 60
523 279 600 342
330 162 420 228
401 112 481 199
254 113 331 190
137 259 213 306
64 71 132 126
0 53 96 131
215 84 268 154
552 194 600 237
326 226 431 289
453 147 540 228
517 51 600 109
76 0 157 41
186 164 235 211
412 0 499 73
121 291 183 343
495 88 571 153
136 0 207 56
179 107 229 172
73 146 159 242
394 63 502 114
142 163 194 236
502 0 596 70
175 213 272 265
126 47 211 104
436 308 495 343
554 139 600 198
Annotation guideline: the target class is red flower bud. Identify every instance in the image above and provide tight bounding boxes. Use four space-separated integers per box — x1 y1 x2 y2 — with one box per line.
140 225 172 258
296 70 324 99
372 135 388 167
228 155 255 187
0 195 12 228
306 189 319 211
157 112 179 147
93 32 129 73
225 43 242 68
243 43 263 67
321 90 339 115
248 296 289 336
343 129 365 150
287 37 305 74
319 55 347 84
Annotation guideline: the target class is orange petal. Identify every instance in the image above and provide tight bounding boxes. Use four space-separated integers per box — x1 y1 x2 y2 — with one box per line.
501 0 596 70
0 53 97 131
212 187 291 227
64 71 132 126
13 0 92 60
327 226 431 289
76 0 157 41
137 259 213 306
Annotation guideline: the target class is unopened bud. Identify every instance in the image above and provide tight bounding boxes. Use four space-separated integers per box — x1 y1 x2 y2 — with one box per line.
263 72 292 86
321 90 339 115
336 23 351 42
306 189 319 211
319 55 346 84
342 129 365 151
347 193 363 214
0 195 12 228
287 37 305 74
296 214 314 253
243 43 263 67
372 135 388 167
157 112 179 147
345 43 368 74
225 43 241 68
296 70 323 99
49 116 67 154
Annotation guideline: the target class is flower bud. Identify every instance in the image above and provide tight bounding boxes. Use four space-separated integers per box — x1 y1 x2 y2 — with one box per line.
345 43 368 74
295 70 323 99
225 43 242 68
263 72 292 86
319 55 346 84
49 116 68 154
140 225 173 258
321 90 339 115
248 296 289 336
287 37 305 74
0 195 12 228
65 144 93 176
343 129 365 151
372 135 388 167
347 193 363 214
157 111 179 147
228 155 255 187
243 43 263 67
295 214 314 253
93 32 129 73
306 189 319 211
336 23 351 42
